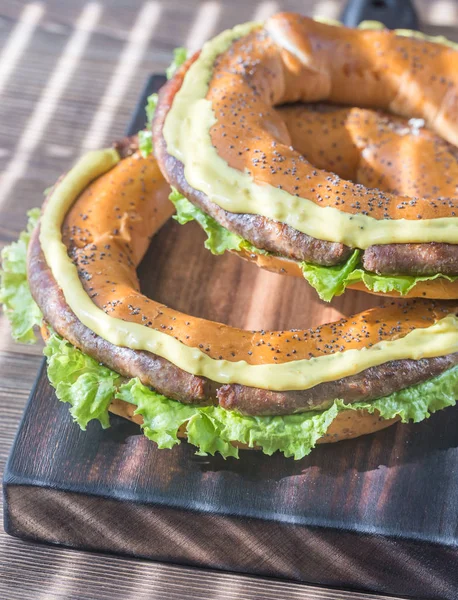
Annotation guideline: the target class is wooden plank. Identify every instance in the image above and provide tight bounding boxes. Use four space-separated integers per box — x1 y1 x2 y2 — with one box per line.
2 3 458 599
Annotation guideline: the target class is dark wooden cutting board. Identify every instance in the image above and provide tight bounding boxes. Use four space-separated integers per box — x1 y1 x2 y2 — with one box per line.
3 75 458 600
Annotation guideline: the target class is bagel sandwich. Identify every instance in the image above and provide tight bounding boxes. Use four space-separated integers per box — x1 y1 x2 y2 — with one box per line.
152 14 458 301
1 136 458 459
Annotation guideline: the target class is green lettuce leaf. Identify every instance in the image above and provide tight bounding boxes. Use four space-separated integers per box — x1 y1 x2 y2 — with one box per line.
138 130 153 158
301 249 362 302
39 331 458 459
117 378 196 449
169 188 267 255
139 47 188 156
145 92 158 125
346 269 457 297
301 251 458 302
44 334 120 429
166 47 188 80
117 377 336 459
0 208 42 342
138 92 158 158
170 188 245 254
351 364 458 423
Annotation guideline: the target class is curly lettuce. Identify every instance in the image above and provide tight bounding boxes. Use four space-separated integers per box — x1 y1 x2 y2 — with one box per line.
44 334 120 429
170 188 245 254
300 250 362 302
0 208 42 342
139 47 188 158
170 188 267 255
301 252 458 302
138 92 158 158
166 47 188 80
42 333 458 459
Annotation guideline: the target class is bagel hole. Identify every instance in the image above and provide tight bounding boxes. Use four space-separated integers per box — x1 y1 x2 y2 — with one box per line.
277 102 447 197
138 218 383 333
278 102 362 185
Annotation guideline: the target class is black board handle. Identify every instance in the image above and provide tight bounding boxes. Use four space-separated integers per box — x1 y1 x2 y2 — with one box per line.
340 0 420 30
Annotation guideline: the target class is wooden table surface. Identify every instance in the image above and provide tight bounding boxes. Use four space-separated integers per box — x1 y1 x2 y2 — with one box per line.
1 1 457 598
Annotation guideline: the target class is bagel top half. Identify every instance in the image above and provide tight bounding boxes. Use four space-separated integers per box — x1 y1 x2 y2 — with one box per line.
153 13 458 299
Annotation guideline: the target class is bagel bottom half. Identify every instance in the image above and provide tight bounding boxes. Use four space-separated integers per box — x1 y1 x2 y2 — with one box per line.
108 396 399 448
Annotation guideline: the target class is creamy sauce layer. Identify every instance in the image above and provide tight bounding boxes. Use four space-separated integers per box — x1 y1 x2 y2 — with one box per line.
163 21 458 247
39 149 458 391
